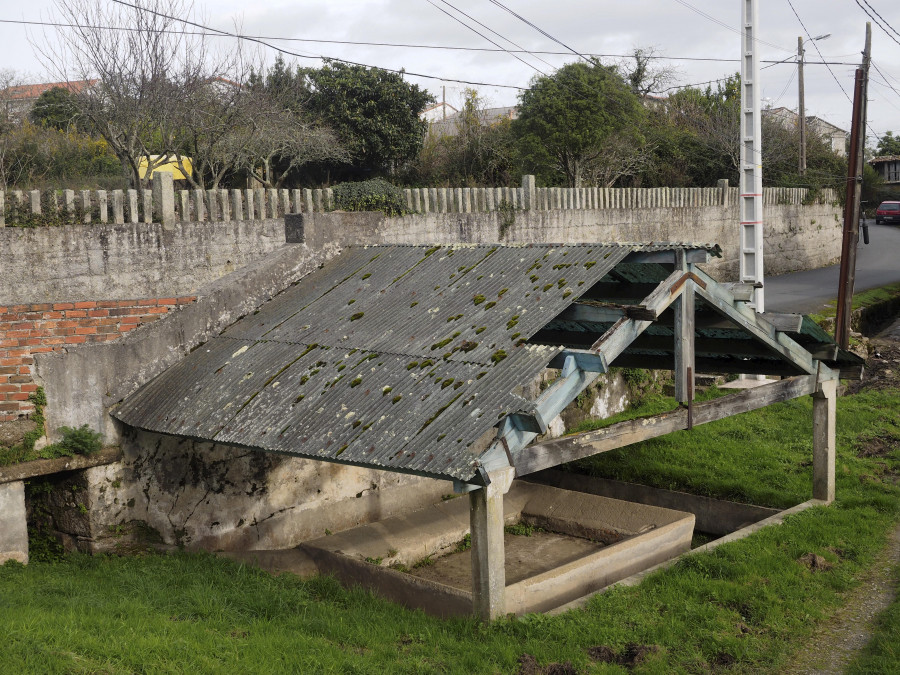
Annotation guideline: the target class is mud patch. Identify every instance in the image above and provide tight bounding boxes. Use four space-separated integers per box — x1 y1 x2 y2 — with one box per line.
798 553 833 572
587 643 660 667
516 653 578 675
855 433 900 459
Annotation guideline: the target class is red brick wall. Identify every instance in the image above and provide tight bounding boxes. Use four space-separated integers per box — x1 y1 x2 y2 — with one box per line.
0 297 196 421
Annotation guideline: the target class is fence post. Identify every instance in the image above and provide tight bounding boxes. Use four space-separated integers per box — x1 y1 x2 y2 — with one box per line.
521 174 535 210
152 173 175 229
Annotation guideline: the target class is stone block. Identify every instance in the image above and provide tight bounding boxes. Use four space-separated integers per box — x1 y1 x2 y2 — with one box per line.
0 481 28 564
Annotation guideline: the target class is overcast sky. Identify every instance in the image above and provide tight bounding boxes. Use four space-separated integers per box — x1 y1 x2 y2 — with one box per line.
1 0 898 147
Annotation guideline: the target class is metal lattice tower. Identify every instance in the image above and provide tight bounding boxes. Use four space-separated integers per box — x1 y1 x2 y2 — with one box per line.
740 0 764 312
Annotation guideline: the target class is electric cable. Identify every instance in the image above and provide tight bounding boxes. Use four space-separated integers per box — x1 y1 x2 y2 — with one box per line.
786 0 853 103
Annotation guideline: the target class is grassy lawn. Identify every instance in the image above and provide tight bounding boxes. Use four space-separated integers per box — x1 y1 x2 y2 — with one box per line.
846 565 900 674
2 385 899 673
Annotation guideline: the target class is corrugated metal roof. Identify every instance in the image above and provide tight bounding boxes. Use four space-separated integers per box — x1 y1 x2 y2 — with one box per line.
116 243 710 482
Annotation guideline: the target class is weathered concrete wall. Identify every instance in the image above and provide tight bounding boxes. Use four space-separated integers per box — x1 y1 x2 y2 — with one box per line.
82 429 454 552
0 480 28 563
0 219 286 304
293 202 843 279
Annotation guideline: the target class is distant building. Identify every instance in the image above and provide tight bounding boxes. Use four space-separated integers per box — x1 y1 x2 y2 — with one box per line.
0 80 96 122
427 105 518 137
420 102 458 122
869 156 900 184
764 107 847 157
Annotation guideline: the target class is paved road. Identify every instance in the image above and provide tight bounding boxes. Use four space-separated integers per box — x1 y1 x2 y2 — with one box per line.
765 220 900 313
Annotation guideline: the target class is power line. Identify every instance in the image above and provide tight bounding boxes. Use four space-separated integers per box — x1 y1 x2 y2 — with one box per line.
485 0 591 63
425 0 551 77
670 0 793 53
101 0 525 90
871 61 900 100
785 0 853 103
0 17 864 67
853 0 900 48
860 0 900 39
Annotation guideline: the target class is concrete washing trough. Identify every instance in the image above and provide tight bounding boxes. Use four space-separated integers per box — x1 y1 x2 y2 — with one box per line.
300 481 695 617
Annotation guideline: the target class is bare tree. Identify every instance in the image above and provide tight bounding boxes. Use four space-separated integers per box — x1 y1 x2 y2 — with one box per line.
619 47 681 97
37 0 235 188
235 108 349 189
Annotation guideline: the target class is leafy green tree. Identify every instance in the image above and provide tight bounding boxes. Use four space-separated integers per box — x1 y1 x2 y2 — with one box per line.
876 131 900 156
29 87 80 131
514 60 648 187
301 60 433 178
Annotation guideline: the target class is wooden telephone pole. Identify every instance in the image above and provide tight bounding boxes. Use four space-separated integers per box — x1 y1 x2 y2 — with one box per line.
835 23 872 349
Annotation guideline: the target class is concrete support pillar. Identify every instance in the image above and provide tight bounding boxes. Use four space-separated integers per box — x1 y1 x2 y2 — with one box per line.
29 189 41 215
127 189 139 223
313 189 323 215
80 190 92 223
152 172 175 228
194 189 206 222
273 189 284 216
292 189 303 214
412 189 421 213
63 189 75 221
303 189 314 214
245 189 255 220
112 190 124 224
0 191 4 227
220 189 231 221
280 189 290 216
142 189 153 224
439 188 448 213
92 190 104 224
429 188 438 213
813 378 838 503
232 190 244 220
469 467 514 621
255 188 266 219
0 480 28 564
522 174 535 210
206 188 219 222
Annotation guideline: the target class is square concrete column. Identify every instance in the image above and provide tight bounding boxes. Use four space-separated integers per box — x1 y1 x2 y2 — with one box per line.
813 378 838 502
152 172 176 229
469 467 514 621
0 481 28 564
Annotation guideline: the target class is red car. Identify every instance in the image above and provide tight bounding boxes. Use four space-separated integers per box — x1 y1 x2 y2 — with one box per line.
875 200 900 225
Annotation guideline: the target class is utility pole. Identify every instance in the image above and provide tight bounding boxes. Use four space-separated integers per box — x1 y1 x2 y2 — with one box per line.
835 22 872 349
740 0 764 312
798 36 807 176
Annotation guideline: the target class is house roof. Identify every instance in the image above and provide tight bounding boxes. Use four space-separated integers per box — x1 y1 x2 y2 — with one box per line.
1 80 96 101
870 155 900 164
113 242 859 484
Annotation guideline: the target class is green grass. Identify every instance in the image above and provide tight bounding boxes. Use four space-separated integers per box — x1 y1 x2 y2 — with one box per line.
2 388 900 673
809 280 900 324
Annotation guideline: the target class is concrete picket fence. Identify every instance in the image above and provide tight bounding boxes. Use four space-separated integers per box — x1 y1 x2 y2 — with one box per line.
0 174 838 227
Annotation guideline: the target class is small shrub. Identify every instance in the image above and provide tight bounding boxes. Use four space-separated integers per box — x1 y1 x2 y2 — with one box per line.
331 179 407 216
56 424 102 456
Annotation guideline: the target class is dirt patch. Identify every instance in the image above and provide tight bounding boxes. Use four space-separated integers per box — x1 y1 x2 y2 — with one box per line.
0 418 37 448
516 653 578 675
798 553 833 572
850 338 900 394
587 643 659 667
855 432 900 459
